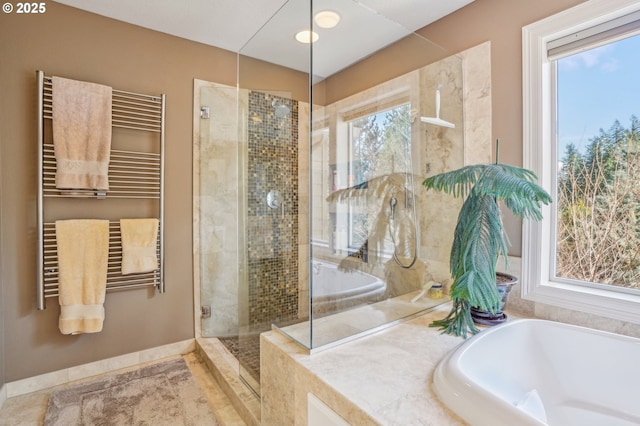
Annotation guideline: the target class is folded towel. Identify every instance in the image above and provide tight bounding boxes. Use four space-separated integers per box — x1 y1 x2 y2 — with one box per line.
52 76 112 191
55 219 110 335
120 218 159 275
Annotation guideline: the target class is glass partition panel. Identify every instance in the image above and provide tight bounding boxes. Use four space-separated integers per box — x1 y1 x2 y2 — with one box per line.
292 3 463 351
296 38 464 351
234 0 464 394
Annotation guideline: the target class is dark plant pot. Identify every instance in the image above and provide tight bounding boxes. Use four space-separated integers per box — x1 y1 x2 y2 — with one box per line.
471 272 518 326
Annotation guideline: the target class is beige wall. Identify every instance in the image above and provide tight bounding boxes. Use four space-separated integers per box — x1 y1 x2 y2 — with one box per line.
321 34 451 105
0 2 303 382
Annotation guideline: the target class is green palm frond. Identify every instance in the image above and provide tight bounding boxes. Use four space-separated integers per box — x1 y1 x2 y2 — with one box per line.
430 299 479 338
423 164 552 214
422 164 485 198
423 162 552 337
473 164 553 219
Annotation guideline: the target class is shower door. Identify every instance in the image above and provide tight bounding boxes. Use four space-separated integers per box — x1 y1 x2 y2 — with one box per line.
195 80 241 339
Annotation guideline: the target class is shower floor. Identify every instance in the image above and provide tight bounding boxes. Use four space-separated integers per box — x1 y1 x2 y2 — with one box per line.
218 334 261 384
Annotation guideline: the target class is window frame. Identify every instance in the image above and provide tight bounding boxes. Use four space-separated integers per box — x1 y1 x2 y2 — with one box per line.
310 125 331 247
346 118 367 251
522 0 640 323
338 98 412 257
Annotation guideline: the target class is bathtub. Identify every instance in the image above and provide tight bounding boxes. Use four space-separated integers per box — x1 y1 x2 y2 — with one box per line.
311 260 387 315
434 319 640 426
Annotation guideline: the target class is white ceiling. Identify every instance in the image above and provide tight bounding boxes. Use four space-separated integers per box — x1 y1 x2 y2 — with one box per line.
53 0 474 78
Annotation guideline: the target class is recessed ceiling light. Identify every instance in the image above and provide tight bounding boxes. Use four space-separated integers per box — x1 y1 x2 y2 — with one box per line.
295 30 319 44
314 10 341 29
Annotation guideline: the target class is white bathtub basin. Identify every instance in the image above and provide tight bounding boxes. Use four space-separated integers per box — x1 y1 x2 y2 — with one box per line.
434 319 640 426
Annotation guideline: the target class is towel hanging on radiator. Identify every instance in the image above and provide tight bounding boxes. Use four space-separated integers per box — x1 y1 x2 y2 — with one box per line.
55 219 109 335
120 218 159 275
52 76 112 191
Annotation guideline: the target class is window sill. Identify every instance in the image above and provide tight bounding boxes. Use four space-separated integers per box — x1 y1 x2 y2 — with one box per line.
522 279 640 325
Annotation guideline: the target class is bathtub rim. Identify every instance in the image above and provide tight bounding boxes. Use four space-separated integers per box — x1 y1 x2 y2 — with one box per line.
433 318 640 426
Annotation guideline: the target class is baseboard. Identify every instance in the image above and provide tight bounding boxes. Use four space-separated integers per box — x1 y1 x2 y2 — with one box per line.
6 339 196 399
0 383 7 411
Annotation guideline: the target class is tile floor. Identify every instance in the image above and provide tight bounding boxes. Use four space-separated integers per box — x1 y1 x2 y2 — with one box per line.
0 352 246 426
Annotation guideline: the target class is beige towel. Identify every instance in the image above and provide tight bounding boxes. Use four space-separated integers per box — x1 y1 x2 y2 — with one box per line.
52 76 112 191
120 218 159 275
55 219 109 335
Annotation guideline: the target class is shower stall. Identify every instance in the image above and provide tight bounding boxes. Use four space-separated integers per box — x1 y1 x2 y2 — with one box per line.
195 0 465 396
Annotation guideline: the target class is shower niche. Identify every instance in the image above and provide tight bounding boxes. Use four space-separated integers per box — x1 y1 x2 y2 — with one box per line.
194 0 488 397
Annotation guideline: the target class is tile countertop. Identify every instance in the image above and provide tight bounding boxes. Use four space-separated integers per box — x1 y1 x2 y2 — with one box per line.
260 302 501 425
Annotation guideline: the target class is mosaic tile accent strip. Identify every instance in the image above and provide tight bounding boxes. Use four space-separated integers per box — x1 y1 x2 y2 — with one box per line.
247 91 299 327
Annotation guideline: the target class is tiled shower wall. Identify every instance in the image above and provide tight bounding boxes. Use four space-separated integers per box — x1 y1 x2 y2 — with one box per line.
246 91 299 327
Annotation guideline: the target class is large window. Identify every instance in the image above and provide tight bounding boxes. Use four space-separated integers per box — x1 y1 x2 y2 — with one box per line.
556 34 640 291
346 104 411 252
523 0 640 322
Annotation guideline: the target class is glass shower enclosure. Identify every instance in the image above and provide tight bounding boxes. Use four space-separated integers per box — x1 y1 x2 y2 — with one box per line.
197 0 465 396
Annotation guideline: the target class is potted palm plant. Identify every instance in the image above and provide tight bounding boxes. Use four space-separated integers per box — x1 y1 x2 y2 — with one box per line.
422 143 552 337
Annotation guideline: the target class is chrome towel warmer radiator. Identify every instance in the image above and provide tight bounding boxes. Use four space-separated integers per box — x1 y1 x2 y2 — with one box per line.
36 70 166 310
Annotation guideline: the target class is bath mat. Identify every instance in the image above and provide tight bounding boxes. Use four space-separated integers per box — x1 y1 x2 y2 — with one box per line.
43 357 218 425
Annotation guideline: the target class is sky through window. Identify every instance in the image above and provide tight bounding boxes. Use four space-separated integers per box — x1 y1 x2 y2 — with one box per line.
557 33 640 154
